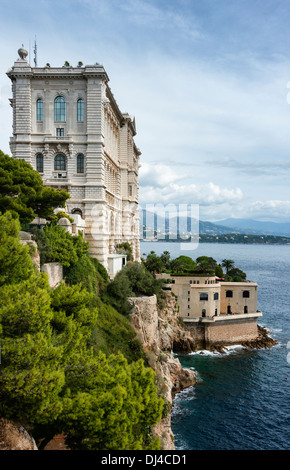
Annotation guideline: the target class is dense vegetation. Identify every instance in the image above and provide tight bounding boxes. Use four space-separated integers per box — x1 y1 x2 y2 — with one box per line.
0 153 164 450
143 250 246 282
0 150 69 225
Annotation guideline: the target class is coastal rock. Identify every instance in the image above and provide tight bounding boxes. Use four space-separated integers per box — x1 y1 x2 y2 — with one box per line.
0 419 37 450
129 293 196 450
241 324 278 349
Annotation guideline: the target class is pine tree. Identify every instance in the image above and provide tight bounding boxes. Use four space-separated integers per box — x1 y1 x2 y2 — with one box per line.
0 211 36 286
0 151 69 225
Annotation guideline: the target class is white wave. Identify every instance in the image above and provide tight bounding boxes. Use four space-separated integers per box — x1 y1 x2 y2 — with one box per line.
188 344 245 357
173 385 196 403
271 328 283 333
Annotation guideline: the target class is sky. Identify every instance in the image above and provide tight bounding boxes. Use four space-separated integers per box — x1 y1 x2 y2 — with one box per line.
1 0 290 223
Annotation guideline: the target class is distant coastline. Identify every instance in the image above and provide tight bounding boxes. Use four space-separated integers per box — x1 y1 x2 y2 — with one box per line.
140 233 290 245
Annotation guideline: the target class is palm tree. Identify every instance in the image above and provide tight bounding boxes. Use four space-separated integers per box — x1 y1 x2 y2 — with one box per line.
221 259 235 274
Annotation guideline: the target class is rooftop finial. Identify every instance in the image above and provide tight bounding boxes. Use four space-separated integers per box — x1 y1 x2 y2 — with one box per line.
18 44 28 60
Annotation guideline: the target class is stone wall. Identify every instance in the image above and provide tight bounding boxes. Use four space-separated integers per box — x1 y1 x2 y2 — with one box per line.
206 317 258 346
184 316 260 349
41 262 63 288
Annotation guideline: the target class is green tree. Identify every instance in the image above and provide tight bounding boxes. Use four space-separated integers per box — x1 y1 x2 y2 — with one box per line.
160 251 171 270
170 255 197 274
226 267 246 282
195 256 217 275
215 264 224 278
123 262 158 296
143 251 164 274
61 353 163 450
0 211 36 286
64 255 108 295
32 224 89 267
0 151 69 225
116 242 133 261
221 259 235 274
0 273 65 427
105 262 165 314
104 268 134 316
91 297 146 363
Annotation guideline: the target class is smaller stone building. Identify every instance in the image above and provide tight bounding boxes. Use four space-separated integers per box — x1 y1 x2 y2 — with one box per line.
157 273 262 348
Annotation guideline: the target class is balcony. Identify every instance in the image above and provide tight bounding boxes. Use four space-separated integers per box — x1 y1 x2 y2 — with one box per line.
43 136 73 144
183 311 263 324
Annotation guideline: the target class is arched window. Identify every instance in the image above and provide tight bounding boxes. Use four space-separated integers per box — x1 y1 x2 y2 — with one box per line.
54 96 66 121
226 290 233 298
77 154 84 173
54 154 66 171
214 292 219 300
36 99 43 121
200 293 208 301
202 309 206 317
77 99 84 122
36 153 43 173
243 290 250 298
71 208 83 217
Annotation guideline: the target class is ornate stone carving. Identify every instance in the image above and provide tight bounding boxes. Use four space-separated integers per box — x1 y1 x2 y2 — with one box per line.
18 44 28 61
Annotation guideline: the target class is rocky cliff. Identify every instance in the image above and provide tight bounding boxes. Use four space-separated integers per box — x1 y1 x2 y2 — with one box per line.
0 419 37 450
129 292 196 450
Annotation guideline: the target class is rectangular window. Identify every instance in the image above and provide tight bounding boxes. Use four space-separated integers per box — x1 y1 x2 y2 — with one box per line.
200 293 208 301
36 99 43 121
55 97 66 121
56 128 64 136
77 99 84 122
77 155 84 174
36 154 43 173
214 292 219 300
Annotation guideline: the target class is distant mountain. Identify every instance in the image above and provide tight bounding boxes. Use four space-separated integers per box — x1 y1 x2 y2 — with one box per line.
140 211 290 238
216 218 290 237
198 220 241 235
139 210 242 238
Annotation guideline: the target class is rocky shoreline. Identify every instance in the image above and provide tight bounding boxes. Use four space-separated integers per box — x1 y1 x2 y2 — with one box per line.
128 293 279 449
241 324 278 349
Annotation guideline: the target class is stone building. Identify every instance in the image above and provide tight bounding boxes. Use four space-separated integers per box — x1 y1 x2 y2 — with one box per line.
6 45 141 272
157 273 262 348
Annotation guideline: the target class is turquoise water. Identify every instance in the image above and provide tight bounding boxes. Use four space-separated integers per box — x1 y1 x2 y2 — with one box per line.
140 241 290 450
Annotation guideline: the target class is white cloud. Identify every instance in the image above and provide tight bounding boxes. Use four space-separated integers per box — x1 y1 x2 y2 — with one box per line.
139 176 243 207
246 200 290 221
139 162 187 187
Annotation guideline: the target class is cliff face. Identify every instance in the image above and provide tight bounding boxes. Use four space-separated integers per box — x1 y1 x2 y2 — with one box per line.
129 292 196 450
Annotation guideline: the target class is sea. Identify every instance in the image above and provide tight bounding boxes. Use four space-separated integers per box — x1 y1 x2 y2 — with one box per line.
140 241 290 451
